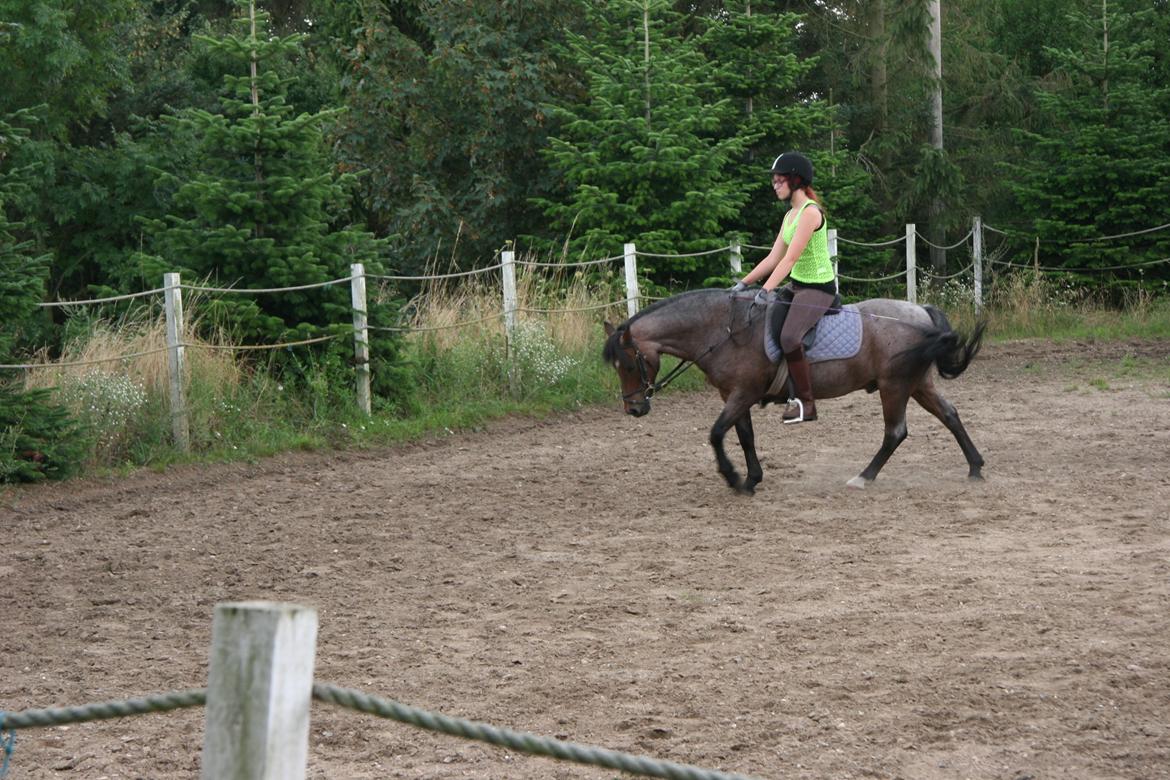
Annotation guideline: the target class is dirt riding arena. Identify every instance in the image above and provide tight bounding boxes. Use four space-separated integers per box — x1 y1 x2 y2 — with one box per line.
3 339 1169 779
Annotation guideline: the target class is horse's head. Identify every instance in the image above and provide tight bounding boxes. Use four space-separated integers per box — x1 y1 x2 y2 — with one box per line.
603 321 658 417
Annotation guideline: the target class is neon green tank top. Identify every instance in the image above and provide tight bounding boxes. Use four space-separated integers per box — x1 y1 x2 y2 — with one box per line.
781 201 834 284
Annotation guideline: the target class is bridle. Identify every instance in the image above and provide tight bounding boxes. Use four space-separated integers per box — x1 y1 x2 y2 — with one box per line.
621 347 696 402
619 298 759 402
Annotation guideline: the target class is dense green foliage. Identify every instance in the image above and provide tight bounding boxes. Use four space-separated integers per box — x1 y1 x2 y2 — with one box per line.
3 0 1167 295
1004 2 1170 295
1 108 84 481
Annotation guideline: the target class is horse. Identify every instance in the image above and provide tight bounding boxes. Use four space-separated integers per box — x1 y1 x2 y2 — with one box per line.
602 289 986 493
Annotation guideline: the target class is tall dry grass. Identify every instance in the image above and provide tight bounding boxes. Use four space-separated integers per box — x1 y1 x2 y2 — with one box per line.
23 304 240 397
398 262 628 354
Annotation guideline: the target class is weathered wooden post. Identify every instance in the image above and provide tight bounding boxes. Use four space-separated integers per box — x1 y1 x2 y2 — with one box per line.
972 216 984 316
905 224 917 304
623 242 639 318
729 243 742 276
201 601 318 780
163 272 190 452
350 263 371 415
501 249 518 342
828 228 839 291
500 249 519 393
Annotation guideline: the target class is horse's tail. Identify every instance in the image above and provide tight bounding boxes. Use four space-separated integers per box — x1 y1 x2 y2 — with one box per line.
899 305 986 380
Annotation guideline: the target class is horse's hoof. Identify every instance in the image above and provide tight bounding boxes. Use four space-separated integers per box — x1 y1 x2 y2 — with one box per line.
968 472 985 482
738 483 757 496
846 476 870 490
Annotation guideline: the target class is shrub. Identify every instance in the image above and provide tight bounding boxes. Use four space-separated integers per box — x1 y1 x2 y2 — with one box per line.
0 386 86 482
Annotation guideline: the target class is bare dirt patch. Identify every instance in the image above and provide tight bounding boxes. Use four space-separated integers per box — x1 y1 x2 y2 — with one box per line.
3 338 1169 779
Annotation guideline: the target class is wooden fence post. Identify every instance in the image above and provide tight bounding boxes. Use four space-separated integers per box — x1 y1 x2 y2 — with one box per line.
729 243 742 276
163 272 190 452
972 216 984 316
828 228 839 293
500 250 519 394
905 224 917 304
623 243 639 318
501 249 518 341
350 263 371 415
201 601 318 780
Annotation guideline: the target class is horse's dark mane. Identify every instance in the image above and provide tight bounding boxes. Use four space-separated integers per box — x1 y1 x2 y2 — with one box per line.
601 289 723 363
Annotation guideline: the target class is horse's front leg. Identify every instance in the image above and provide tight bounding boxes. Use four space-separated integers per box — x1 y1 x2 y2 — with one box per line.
709 398 759 494
734 409 764 494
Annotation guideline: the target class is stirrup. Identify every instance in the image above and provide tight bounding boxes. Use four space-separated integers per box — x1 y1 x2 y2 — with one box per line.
782 398 816 424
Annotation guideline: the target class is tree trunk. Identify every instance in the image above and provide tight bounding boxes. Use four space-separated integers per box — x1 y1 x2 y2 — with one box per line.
928 0 946 273
869 0 888 132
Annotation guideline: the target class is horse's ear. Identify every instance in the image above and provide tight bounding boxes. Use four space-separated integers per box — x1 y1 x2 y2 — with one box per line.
604 321 616 336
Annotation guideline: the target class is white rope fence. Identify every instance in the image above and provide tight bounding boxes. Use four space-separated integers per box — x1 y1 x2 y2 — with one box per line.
7 217 1167 451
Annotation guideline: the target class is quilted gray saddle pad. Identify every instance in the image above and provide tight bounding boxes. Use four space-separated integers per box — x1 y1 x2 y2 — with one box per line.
765 304 863 364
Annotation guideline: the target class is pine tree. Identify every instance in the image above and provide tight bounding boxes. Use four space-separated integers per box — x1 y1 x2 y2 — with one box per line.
135 1 413 404
1006 1 1170 291
1 109 84 482
137 1 374 336
536 0 758 285
690 2 884 283
332 0 576 275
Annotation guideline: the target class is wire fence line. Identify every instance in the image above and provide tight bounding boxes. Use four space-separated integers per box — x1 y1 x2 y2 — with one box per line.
23 218 1166 315
36 287 168 308
988 255 1170 274
915 228 974 251
837 234 906 248
838 268 908 283
920 260 976 281
8 218 1167 442
983 220 1170 244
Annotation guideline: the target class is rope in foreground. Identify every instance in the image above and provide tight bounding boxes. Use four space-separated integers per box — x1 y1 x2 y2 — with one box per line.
0 686 764 780
313 684 762 780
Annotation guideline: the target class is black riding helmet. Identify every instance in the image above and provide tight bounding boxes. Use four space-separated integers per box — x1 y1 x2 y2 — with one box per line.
769 152 814 188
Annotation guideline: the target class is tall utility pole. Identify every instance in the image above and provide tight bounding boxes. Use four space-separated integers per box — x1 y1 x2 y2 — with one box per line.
927 0 946 272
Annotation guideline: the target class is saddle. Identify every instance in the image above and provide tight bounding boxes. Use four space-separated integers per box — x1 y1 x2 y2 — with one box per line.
765 286 843 355
763 295 862 400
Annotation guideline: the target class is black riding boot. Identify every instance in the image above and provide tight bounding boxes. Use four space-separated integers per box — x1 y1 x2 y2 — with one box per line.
782 347 817 423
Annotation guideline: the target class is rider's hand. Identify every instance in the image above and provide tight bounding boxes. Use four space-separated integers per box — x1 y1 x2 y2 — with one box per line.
753 288 776 306
730 280 748 292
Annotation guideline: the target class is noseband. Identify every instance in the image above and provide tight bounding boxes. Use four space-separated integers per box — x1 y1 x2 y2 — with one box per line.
622 349 658 401
621 348 697 402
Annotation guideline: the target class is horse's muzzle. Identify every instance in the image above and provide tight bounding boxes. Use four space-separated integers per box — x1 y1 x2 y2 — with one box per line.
626 401 651 417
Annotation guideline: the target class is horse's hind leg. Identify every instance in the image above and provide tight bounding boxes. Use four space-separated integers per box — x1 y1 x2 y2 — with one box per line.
913 380 984 480
849 386 910 489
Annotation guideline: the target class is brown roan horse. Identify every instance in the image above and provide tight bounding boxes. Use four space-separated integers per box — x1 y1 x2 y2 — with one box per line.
603 289 986 493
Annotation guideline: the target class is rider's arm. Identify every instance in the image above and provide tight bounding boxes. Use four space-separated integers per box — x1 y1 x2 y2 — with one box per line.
740 226 789 286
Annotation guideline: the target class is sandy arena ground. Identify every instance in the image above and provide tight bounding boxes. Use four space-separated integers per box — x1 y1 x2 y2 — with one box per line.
2 338 1169 780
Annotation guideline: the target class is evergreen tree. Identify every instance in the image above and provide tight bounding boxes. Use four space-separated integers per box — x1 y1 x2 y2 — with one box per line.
0 112 50 360
1 110 84 482
536 0 755 286
1005 1 1170 291
136 0 413 405
333 0 576 275
688 2 883 287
